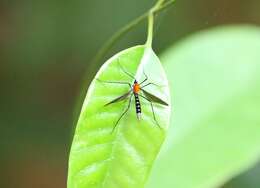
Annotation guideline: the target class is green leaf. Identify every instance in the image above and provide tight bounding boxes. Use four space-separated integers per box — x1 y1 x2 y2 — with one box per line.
146 25 260 188
68 45 171 188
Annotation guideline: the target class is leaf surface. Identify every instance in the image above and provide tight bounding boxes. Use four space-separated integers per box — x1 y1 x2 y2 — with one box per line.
68 45 171 188
146 25 260 188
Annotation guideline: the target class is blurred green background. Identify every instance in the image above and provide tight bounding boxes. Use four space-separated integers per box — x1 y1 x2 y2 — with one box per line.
0 0 259 188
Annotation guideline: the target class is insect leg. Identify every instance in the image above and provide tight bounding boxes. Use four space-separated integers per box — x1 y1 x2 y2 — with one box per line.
139 94 162 129
112 93 134 133
141 82 161 88
140 70 148 85
117 59 136 79
97 79 131 88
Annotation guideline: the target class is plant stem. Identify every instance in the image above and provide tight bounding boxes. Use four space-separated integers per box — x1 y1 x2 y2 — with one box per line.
91 12 148 66
146 12 154 47
146 0 170 47
154 0 166 10
92 0 175 65
155 0 176 13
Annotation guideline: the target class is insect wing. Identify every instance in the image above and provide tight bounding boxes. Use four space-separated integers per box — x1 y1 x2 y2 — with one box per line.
141 89 169 106
105 90 131 106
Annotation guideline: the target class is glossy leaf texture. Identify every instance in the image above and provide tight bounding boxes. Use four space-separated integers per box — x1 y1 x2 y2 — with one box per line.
146 25 260 188
68 45 171 188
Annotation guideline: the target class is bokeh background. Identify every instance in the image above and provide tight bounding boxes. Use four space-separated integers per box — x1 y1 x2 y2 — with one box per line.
0 0 259 188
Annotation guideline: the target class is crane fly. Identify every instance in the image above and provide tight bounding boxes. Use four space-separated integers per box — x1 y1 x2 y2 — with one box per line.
98 62 168 132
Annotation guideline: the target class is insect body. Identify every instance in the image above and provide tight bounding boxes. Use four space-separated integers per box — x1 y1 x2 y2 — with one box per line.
133 80 142 120
98 63 168 132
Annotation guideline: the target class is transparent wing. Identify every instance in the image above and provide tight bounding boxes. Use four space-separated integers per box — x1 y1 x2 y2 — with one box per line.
141 89 168 106
105 90 132 106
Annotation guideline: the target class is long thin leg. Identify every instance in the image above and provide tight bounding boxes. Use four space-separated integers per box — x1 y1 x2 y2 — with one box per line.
97 79 131 88
140 70 148 85
141 82 162 89
139 94 162 129
117 59 135 79
112 93 134 133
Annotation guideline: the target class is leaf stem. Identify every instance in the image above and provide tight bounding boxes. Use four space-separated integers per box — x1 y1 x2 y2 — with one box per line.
91 0 175 65
146 12 154 47
91 12 148 66
146 0 171 47
154 0 167 10
155 0 176 13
